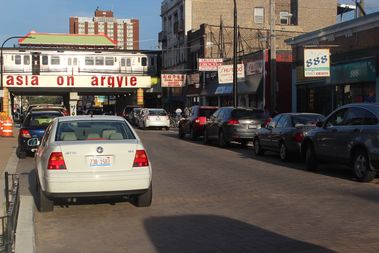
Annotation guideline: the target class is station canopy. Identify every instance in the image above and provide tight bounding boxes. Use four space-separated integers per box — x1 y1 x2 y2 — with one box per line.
18 31 117 49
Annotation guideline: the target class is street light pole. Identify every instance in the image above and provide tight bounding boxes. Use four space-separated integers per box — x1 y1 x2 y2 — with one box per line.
270 0 277 112
233 0 238 108
1 36 28 112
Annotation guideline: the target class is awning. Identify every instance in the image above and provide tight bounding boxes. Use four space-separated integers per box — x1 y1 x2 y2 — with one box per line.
215 85 233 95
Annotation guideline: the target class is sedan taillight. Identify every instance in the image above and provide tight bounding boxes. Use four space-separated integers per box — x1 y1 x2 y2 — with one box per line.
227 119 239 125
48 152 67 170
133 150 149 167
20 129 31 138
293 132 304 143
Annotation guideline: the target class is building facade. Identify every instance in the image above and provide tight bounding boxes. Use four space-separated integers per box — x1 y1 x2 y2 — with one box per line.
69 9 139 50
159 0 337 111
287 12 379 116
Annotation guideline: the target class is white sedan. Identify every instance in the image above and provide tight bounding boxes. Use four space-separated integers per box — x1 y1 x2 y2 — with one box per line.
138 108 170 130
34 115 152 212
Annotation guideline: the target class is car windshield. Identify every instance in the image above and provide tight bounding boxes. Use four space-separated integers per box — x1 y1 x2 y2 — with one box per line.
232 109 266 119
292 114 324 126
25 113 62 127
148 109 167 116
198 108 218 117
56 120 136 141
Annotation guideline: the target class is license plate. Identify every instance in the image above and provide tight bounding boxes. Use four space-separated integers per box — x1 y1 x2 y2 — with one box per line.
88 156 112 167
27 138 40 146
248 125 257 129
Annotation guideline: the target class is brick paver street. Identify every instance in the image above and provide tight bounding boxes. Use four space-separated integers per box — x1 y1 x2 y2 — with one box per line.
16 129 379 253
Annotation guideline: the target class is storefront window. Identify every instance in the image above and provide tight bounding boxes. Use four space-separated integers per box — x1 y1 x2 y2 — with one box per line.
336 83 375 107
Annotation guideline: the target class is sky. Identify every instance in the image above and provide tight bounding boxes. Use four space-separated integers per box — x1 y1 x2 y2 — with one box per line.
0 0 378 50
0 0 162 50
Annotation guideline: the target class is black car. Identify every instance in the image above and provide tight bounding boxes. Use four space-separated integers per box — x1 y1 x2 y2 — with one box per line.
253 113 325 161
302 103 379 182
203 107 267 147
17 110 64 158
178 106 218 140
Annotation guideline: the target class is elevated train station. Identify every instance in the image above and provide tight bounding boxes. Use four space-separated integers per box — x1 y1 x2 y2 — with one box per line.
1 31 161 116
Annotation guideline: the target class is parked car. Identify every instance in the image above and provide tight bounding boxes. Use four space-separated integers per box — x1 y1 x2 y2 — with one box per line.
129 107 143 126
253 113 325 161
302 103 379 182
85 107 103 115
203 107 267 147
178 106 218 140
122 106 138 122
138 108 170 130
17 110 64 159
30 106 69 116
34 115 153 212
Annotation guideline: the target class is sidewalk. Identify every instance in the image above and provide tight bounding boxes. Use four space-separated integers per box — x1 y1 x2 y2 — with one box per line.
0 128 35 253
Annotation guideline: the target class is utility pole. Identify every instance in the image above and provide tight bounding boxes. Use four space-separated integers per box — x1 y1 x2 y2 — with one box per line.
233 0 238 108
270 0 277 112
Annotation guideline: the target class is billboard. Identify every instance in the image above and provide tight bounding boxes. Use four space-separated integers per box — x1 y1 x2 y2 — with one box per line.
3 75 152 88
217 64 245 84
198 58 223 72
304 49 330 77
161 74 186 87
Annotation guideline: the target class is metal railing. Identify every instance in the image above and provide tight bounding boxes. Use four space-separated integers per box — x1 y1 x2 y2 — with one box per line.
0 172 20 253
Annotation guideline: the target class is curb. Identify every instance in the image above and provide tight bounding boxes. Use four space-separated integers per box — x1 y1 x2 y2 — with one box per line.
15 196 35 253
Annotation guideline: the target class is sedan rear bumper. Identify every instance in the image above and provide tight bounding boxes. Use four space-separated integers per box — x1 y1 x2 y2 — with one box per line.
43 169 151 195
145 120 170 128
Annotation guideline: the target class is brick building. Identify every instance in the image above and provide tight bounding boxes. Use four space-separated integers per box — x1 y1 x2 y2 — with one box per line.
159 0 337 111
287 12 379 115
69 9 139 50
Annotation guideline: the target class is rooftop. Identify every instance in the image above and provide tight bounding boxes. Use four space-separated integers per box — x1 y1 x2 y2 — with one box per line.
19 31 116 48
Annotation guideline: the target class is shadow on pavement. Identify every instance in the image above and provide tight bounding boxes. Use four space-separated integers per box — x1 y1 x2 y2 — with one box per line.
145 215 335 253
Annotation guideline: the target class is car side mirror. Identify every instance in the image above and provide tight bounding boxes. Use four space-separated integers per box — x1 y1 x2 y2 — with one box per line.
316 121 323 128
266 125 273 130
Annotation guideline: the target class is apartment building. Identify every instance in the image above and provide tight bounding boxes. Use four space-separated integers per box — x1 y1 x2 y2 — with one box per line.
159 0 337 110
70 9 139 50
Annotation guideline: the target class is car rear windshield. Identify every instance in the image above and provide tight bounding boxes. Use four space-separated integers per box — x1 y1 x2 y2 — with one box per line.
148 109 167 116
292 115 324 126
24 113 62 127
198 108 218 117
232 109 266 119
56 120 136 141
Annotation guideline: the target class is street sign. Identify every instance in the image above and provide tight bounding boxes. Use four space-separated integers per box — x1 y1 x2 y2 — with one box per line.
198 58 223 72
217 64 245 84
304 49 330 77
161 74 186 87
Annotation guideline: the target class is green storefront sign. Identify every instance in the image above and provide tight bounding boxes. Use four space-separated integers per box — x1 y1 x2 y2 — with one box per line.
327 59 376 84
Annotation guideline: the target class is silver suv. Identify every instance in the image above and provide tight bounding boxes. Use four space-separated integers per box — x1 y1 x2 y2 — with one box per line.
302 103 379 182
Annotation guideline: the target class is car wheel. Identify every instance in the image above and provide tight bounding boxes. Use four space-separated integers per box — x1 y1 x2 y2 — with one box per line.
203 129 210 145
133 183 152 207
218 130 229 148
352 149 376 182
165 127 170 131
16 147 27 159
190 128 196 140
36 178 54 212
305 144 317 171
254 138 264 156
178 127 185 139
279 142 290 162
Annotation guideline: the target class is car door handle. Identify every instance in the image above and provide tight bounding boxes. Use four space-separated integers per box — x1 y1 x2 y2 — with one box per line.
353 128 360 133
331 128 337 132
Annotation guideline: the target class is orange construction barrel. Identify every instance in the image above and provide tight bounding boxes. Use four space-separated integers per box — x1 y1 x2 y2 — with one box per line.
0 120 3 136
1 118 13 137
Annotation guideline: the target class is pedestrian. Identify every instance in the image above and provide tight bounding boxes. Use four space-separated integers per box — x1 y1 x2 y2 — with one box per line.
175 107 182 117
